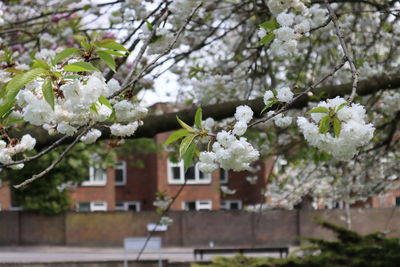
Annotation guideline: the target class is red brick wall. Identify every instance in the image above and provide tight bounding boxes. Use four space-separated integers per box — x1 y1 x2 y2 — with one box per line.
222 159 273 206
69 168 116 211
0 180 11 210
115 153 159 211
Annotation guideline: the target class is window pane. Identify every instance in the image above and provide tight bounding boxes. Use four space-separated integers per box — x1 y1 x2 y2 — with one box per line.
185 166 195 180
230 202 239 210
199 170 206 180
172 166 181 180
93 167 105 181
77 203 90 212
396 197 400 207
115 169 124 183
220 168 228 183
115 203 124 210
185 201 196 211
127 204 138 211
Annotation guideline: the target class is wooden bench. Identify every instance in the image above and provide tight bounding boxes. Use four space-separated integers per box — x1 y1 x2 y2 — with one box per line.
193 247 289 260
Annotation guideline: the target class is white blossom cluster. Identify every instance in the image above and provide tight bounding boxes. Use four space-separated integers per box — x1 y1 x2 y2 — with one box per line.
0 134 36 169
380 91 400 114
198 105 260 173
264 86 294 106
262 1 329 56
297 97 375 160
15 69 148 142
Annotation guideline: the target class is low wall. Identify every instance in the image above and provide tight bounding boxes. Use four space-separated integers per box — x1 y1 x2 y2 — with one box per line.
0 208 399 247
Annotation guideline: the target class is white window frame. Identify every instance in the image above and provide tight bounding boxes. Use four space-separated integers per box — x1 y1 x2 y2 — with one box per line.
91 202 107 211
220 200 242 210
115 161 127 186
167 160 211 185
82 165 107 186
76 201 107 212
220 169 229 184
115 201 141 211
182 200 212 211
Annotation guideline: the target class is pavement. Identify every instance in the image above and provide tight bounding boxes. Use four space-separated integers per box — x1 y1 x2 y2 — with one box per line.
0 246 287 263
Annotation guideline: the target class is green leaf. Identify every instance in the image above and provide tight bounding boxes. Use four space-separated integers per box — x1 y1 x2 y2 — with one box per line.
97 51 116 72
95 39 129 53
179 134 196 158
333 117 341 137
80 41 91 50
98 95 112 109
0 100 15 119
259 33 275 46
260 101 274 114
100 50 126 57
146 19 153 31
183 142 196 172
42 78 55 110
259 19 279 31
90 103 98 114
5 68 47 100
63 62 99 72
32 60 50 70
319 116 331 134
176 116 195 133
164 129 189 146
308 106 329 114
194 108 202 129
53 48 80 65
64 74 82 79
336 103 347 112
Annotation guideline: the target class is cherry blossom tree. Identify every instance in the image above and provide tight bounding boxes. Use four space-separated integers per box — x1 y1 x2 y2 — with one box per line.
0 0 399 212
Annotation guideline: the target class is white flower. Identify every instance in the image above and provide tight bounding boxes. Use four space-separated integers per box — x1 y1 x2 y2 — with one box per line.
264 90 274 106
202 118 215 131
57 122 77 136
234 105 253 123
276 86 294 103
20 134 36 150
277 12 295 27
232 120 247 136
275 26 297 42
110 122 139 137
81 129 102 144
274 114 292 128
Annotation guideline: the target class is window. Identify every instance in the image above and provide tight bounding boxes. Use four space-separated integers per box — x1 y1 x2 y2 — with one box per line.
0 178 2 188
82 165 107 186
115 201 141 211
396 197 400 207
183 200 212 211
221 200 242 210
0 204 2 211
76 202 107 212
168 160 211 184
115 161 127 186
220 169 228 184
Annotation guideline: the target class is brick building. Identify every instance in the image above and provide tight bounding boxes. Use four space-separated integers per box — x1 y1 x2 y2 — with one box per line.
67 129 272 212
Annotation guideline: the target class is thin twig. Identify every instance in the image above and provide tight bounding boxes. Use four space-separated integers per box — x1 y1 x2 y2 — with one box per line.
136 179 188 261
113 3 202 98
14 125 93 189
0 135 69 168
249 57 347 127
325 0 359 102
122 10 169 87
